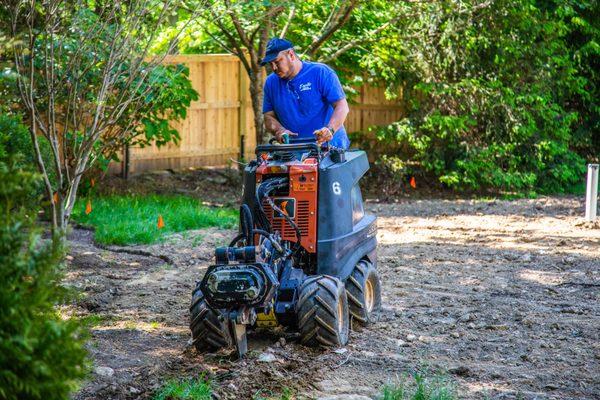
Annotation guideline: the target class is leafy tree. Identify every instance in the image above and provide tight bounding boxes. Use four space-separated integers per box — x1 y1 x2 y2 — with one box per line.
1 0 202 234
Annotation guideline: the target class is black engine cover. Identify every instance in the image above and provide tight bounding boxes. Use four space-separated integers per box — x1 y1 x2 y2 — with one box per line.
200 263 278 309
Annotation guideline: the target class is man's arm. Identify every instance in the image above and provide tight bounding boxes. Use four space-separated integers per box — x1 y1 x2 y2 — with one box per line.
264 111 285 135
264 111 298 142
314 98 350 144
327 98 350 132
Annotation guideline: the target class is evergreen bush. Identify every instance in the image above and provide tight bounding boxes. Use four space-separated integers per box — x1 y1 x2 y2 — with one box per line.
0 155 88 399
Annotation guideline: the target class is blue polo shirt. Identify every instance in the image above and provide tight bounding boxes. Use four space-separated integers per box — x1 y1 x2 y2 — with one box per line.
263 61 350 149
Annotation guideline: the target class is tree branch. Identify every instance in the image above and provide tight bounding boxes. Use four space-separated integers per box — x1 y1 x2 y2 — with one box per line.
303 0 357 57
279 4 295 38
208 6 252 74
318 13 403 63
223 0 252 49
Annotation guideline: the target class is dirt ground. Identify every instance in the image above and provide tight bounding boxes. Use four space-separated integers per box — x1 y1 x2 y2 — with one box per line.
66 185 600 399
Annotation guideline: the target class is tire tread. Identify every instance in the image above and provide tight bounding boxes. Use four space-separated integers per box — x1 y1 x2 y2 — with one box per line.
345 260 382 326
189 284 232 351
297 275 349 348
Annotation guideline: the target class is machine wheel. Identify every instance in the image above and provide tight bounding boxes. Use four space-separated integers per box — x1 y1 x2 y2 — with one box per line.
345 260 381 325
189 283 232 351
297 275 349 347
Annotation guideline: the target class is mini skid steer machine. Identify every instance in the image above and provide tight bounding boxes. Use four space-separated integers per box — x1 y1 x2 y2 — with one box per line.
190 141 381 357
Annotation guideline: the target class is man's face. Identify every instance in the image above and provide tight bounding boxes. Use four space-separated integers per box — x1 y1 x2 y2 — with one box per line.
269 50 294 79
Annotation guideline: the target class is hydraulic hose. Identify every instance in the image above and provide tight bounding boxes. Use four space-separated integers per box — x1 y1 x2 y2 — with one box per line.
240 204 253 244
255 177 303 255
228 229 272 247
264 196 302 255
255 177 288 232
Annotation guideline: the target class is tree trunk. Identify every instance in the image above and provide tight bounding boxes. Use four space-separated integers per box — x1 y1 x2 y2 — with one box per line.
248 66 267 145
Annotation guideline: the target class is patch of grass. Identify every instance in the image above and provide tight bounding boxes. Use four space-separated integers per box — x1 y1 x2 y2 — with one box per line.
79 314 114 328
382 372 456 400
154 376 212 400
72 194 238 245
498 191 539 200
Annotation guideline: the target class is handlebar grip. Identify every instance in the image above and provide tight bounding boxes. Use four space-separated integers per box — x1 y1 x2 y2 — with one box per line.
255 142 321 155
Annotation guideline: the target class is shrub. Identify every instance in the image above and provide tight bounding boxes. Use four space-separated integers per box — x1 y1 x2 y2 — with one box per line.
0 157 88 399
364 0 597 194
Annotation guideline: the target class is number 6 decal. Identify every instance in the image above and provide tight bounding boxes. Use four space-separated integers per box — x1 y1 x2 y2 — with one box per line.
332 181 341 195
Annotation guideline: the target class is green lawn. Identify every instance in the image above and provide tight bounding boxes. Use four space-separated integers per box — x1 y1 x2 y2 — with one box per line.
72 194 237 245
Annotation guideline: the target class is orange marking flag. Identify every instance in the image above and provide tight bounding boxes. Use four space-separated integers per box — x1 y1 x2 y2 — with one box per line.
410 177 417 189
53 192 58 204
157 215 165 229
85 199 92 215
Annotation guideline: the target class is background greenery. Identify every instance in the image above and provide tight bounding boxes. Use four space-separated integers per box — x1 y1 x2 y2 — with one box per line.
2 0 597 195
366 0 598 195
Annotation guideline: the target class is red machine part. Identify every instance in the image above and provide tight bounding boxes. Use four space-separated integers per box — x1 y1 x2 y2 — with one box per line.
256 159 318 253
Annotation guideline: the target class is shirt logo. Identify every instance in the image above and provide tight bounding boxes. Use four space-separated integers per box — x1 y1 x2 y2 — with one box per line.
299 82 312 92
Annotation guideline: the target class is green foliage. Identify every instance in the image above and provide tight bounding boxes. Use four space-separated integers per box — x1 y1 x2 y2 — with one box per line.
0 111 57 196
72 194 238 245
154 375 212 400
0 112 36 167
139 63 199 148
369 0 597 194
0 158 88 399
152 1 395 89
381 372 456 400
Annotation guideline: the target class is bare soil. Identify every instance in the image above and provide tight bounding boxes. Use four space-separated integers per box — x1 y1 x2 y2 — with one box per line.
67 192 600 400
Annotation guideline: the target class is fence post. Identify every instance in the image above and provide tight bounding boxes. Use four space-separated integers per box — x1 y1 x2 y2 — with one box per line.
585 164 599 221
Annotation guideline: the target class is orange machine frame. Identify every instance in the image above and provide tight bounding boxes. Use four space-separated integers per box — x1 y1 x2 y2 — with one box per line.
256 158 319 253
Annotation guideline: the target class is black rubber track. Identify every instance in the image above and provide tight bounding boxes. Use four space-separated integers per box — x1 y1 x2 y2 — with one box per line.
189 284 232 351
345 260 382 325
296 275 349 347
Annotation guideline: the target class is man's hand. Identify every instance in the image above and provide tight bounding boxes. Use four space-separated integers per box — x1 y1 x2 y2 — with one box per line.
314 127 334 144
275 128 298 144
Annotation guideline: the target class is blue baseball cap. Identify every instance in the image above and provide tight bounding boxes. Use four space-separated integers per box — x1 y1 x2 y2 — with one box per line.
260 38 294 66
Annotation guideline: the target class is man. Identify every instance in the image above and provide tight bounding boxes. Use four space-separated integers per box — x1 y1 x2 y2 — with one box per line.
261 38 350 149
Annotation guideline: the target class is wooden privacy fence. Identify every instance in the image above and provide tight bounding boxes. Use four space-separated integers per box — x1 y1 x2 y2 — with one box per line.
120 54 403 175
